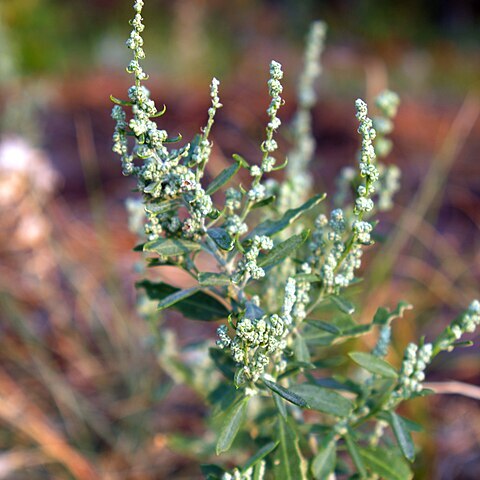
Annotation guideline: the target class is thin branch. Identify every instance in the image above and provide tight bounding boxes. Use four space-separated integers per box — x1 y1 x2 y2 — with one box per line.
424 381 480 400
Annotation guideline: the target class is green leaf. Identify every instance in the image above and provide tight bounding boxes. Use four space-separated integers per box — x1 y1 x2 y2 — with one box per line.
387 412 415 462
288 384 353 417
293 334 310 363
305 334 336 347
251 195 276 209
295 273 322 283
157 287 198 311
198 272 231 286
143 181 160 194
341 324 372 337
359 447 413 480
273 392 287 419
312 438 336 479
258 230 309 268
165 134 183 143
249 193 326 238
306 319 342 335
262 378 309 408
349 352 398 379
344 433 367 478
145 199 180 215
398 416 423 433
244 301 265 320
273 418 308 480
208 228 234 251
110 94 132 106
216 397 249 455
315 377 360 394
232 153 249 168
278 361 317 380
253 461 266 480
243 441 279 471
452 340 474 348
373 301 413 326
209 347 236 380
206 160 241 195
143 237 201 256
330 295 355 315
137 280 229 321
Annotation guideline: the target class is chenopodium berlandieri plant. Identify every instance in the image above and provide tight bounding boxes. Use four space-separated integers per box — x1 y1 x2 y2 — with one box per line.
112 2 480 479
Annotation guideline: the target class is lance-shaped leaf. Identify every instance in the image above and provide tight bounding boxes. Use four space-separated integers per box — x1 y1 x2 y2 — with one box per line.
137 280 229 321
386 411 415 462
243 441 279 471
330 295 355 315
288 384 353 417
312 437 336 479
206 157 243 195
143 237 201 257
145 199 180 215
216 397 249 455
295 273 322 283
273 392 287 419
305 319 342 335
344 433 366 478
262 378 309 408
248 193 326 238
253 462 266 480
158 287 198 311
349 352 398 379
273 418 308 480
251 195 276 209
258 230 309 268
198 272 231 286
293 334 310 363
359 447 413 480
209 347 236 381
208 228 234 251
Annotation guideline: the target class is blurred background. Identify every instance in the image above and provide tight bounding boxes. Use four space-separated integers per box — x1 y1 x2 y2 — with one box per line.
0 0 479 478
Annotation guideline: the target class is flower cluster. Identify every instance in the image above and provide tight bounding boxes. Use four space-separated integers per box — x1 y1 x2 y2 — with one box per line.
372 90 399 156
354 99 378 216
304 101 381 295
377 163 401 211
257 61 283 175
334 90 401 213
282 21 327 207
372 325 392 358
191 78 223 172
372 90 401 211
111 0 224 241
434 300 480 352
376 89 400 120
391 343 433 402
217 278 298 383
235 235 274 281
296 21 327 109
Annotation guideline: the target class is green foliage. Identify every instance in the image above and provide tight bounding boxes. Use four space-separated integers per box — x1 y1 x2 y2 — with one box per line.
137 280 229 321
113 1 480 478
